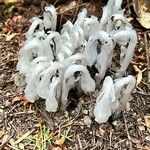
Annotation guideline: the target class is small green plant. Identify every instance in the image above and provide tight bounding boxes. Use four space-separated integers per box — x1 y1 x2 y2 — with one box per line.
4 0 15 12
26 123 73 149
26 124 52 150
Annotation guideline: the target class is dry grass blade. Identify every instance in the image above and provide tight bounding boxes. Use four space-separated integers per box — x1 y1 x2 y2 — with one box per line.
133 65 146 86
14 130 34 145
5 33 18 41
123 113 133 150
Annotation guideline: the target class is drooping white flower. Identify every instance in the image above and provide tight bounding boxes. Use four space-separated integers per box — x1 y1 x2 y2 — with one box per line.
17 38 44 74
114 75 136 112
83 40 98 67
45 76 61 112
94 76 117 124
26 17 43 40
83 16 100 40
61 64 95 110
94 75 136 124
37 62 64 99
24 57 51 103
106 13 133 33
83 30 114 81
100 0 123 30
70 24 85 50
74 8 87 27
61 20 73 35
44 31 61 61
17 53 33 75
93 31 114 83
43 5 57 30
34 30 46 40
26 56 51 80
112 27 137 77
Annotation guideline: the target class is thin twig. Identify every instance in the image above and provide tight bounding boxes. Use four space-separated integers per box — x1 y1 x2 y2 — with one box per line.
123 113 133 150
72 0 81 23
144 33 150 88
9 111 35 117
54 0 60 6
126 0 131 14
133 90 150 96
58 3 86 15
77 134 83 149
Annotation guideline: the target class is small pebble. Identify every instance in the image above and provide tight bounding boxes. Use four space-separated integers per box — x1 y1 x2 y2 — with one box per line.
145 136 150 141
83 116 92 127
112 120 118 126
0 74 5 81
82 109 88 115
5 92 11 97
5 100 11 107
89 131 92 134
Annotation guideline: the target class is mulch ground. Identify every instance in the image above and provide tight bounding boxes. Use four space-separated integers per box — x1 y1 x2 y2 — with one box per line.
0 0 150 150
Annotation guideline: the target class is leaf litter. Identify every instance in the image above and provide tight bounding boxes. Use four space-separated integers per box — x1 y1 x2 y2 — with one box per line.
0 0 150 149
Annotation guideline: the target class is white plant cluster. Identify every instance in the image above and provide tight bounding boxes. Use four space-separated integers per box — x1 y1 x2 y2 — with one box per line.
17 0 137 123
94 75 136 123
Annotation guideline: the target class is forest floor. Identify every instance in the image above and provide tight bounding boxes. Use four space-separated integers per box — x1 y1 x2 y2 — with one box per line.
0 0 150 150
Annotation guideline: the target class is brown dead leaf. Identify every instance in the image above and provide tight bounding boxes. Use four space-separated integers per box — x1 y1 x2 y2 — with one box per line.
99 127 105 136
144 146 150 150
12 96 23 104
12 96 29 107
133 65 143 85
5 33 18 41
58 0 83 25
4 15 28 33
138 125 145 131
131 137 141 144
144 115 150 128
133 65 146 86
58 1 77 14
135 55 146 62
0 0 4 4
54 136 66 146
133 0 150 28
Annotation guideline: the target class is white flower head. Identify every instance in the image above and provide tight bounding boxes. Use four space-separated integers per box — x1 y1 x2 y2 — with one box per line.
94 76 116 124
43 5 57 30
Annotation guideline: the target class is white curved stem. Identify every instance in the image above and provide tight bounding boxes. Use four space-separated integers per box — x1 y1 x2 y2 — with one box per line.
26 18 43 40
113 28 137 77
37 62 64 99
45 77 61 112
114 75 136 111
